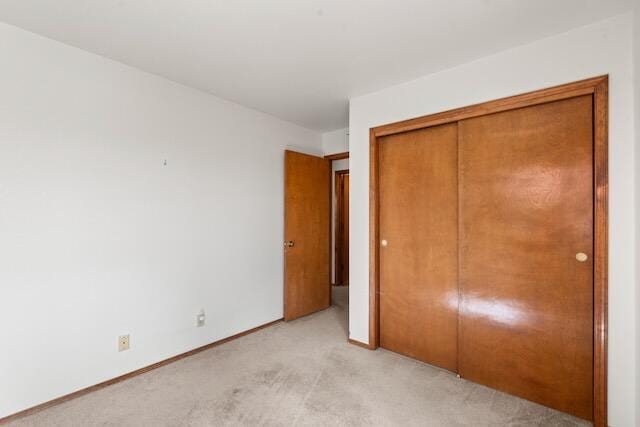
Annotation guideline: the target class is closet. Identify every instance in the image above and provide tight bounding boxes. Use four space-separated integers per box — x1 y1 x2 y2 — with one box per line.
372 77 608 423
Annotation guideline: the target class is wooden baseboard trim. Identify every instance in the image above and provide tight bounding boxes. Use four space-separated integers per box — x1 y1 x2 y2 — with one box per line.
348 338 375 350
0 318 283 425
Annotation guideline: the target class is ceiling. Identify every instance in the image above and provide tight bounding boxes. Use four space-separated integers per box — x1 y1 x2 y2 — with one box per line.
0 1 634 132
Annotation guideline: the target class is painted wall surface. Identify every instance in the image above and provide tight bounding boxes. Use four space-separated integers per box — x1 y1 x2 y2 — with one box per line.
322 128 349 155
331 159 349 284
634 5 640 420
349 14 636 426
0 23 321 417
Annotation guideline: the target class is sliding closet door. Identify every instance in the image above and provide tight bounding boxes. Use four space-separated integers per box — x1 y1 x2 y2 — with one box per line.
379 123 458 371
458 96 593 419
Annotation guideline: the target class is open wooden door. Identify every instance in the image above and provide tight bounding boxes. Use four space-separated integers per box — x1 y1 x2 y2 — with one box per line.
284 150 331 321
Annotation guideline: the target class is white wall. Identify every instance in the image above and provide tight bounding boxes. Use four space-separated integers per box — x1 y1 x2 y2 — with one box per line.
322 128 349 155
634 5 640 420
331 158 349 284
0 23 321 418
349 13 636 427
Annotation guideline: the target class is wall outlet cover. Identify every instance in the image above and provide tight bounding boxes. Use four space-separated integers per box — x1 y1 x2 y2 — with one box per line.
197 311 205 327
118 334 130 352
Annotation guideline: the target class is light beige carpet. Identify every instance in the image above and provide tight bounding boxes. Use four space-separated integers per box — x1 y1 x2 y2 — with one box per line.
8 287 589 426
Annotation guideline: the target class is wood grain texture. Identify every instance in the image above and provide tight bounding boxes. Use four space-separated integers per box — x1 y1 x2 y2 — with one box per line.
592 77 608 427
379 124 459 372
0 319 283 425
458 95 594 420
324 152 350 160
335 170 350 286
369 76 608 425
284 150 331 321
372 76 604 138
369 128 380 348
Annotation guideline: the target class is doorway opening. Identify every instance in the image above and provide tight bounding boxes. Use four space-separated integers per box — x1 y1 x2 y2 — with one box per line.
333 169 349 286
328 152 349 337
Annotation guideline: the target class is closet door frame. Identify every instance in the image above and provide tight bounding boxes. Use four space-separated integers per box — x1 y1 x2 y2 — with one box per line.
368 75 608 426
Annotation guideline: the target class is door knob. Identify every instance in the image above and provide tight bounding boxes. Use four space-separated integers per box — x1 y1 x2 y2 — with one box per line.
575 252 588 262
381 239 388 247
284 241 295 248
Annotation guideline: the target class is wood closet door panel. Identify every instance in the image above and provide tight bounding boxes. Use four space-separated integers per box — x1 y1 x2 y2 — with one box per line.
379 123 458 372
458 96 594 420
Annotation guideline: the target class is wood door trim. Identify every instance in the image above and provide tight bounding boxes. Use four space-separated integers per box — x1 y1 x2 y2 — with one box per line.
368 75 608 426
327 159 333 303
371 76 605 137
0 318 283 424
334 169 349 285
592 77 608 426
325 151 350 160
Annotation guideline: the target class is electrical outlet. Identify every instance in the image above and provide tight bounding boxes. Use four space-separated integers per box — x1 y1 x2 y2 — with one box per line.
118 335 130 352
196 310 205 327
